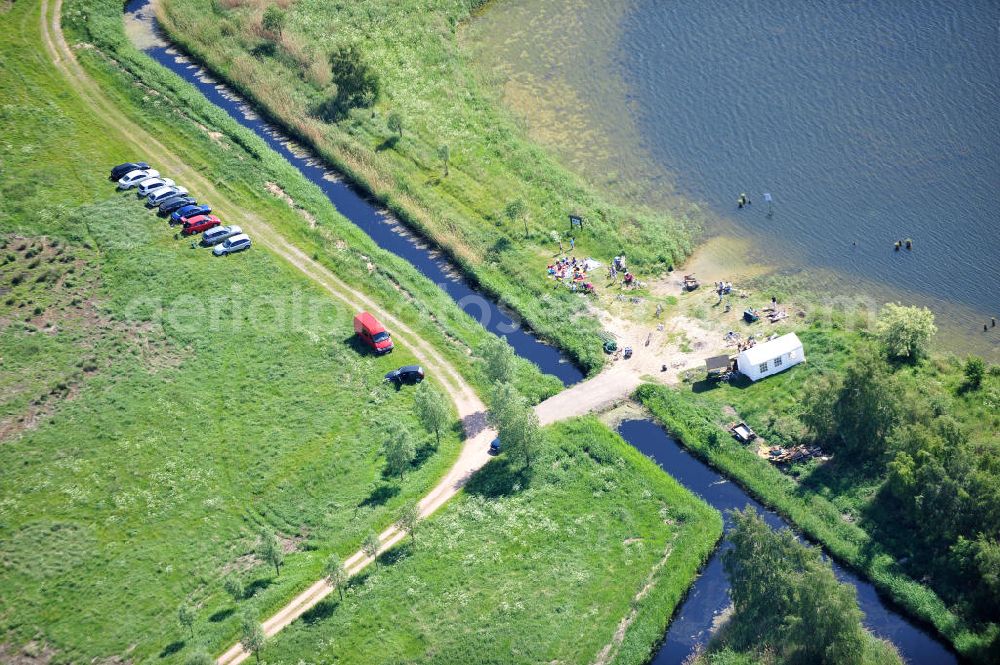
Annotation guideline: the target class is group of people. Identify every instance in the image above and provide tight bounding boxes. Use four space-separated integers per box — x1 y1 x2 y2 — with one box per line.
546 256 595 293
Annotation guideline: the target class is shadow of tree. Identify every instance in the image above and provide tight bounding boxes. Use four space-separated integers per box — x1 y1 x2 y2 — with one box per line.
209 607 235 623
375 136 399 152
159 641 184 658
462 410 489 438
359 482 400 508
464 455 530 498
244 576 273 599
412 441 437 468
301 597 339 625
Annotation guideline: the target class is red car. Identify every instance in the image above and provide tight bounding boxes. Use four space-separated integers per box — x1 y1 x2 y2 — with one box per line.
181 214 221 236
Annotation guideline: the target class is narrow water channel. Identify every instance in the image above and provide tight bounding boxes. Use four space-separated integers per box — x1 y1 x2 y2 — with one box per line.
123 0 583 387
618 419 957 665
120 2 958 662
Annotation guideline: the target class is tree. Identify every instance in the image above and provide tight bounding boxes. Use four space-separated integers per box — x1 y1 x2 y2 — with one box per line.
223 575 244 602
240 614 266 664
362 530 381 569
487 383 539 469
261 6 286 37
481 334 516 385
802 348 900 459
504 199 528 237
177 603 195 638
381 421 416 479
437 144 450 176
387 111 403 139
413 382 449 446
257 528 284 577
875 303 937 359
487 381 524 432
963 356 985 391
185 652 214 665
501 403 540 469
723 508 871 665
397 502 421 545
319 44 380 121
324 553 348 600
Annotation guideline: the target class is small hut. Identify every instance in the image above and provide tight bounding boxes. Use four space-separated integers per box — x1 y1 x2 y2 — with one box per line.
736 333 804 382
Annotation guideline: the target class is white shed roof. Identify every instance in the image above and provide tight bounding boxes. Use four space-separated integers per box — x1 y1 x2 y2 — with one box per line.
739 332 803 365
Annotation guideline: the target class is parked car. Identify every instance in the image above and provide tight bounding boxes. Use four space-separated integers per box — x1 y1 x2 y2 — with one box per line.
489 438 502 455
385 365 424 385
136 178 175 197
181 215 221 236
146 186 189 207
109 162 150 181
353 312 393 354
172 204 211 224
158 196 196 216
117 169 159 189
200 225 243 247
212 234 252 256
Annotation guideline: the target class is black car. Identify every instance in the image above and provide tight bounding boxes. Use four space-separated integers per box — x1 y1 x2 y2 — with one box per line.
384 365 425 385
109 162 150 182
158 196 197 216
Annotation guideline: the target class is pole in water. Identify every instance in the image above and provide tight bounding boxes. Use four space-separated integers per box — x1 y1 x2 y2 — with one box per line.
763 192 773 217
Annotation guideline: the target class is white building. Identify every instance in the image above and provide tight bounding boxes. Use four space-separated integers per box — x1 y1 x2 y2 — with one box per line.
736 332 805 381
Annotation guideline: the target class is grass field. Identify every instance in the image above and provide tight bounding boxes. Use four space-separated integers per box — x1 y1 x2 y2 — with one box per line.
153 0 694 373
250 418 722 665
0 1 721 662
636 319 1000 661
0 0 476 659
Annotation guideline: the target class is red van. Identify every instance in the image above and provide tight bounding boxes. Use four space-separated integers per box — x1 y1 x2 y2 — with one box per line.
354 312 393 354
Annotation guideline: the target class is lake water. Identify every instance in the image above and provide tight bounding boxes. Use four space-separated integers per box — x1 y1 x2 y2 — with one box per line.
468 0 1000 359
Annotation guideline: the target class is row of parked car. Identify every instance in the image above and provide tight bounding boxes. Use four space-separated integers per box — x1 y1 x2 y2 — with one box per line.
109 161 252 255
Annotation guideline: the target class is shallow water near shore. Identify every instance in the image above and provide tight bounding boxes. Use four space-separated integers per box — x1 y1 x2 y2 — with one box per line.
468 0 1000 360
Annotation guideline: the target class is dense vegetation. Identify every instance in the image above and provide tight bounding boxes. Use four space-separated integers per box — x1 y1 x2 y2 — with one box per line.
252 418 722 664
154 0 693 372
692 508 902 665
638 311 1000 661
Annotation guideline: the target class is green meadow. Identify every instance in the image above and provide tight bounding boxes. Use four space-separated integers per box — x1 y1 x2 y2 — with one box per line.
255 419 722 665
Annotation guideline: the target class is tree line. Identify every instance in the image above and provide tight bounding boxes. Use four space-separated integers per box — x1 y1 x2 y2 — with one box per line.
798 306 999 639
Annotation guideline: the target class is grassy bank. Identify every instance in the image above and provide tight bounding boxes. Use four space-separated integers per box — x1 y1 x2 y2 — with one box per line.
636 323 999 661
254 418 723 664
153 0 693 374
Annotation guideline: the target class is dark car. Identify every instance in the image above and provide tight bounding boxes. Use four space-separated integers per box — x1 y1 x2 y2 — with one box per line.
158 196 196 216
171 204 211 224
384 365 424 385
489 438 501 455
109 162 150 181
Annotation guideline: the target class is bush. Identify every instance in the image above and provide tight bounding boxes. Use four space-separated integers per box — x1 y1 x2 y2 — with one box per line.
875 303 937 360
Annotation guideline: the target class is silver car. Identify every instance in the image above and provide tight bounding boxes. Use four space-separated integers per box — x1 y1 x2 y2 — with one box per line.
213 233 252 256
200 225 243 247
146 186 189 207
117 169 159 189
136 178 175 197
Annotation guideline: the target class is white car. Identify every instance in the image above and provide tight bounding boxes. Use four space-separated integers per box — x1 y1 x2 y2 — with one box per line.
146 186 189 207
117 169 159 189
136 178 175 197
200 225 243 247
213 233 252 256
